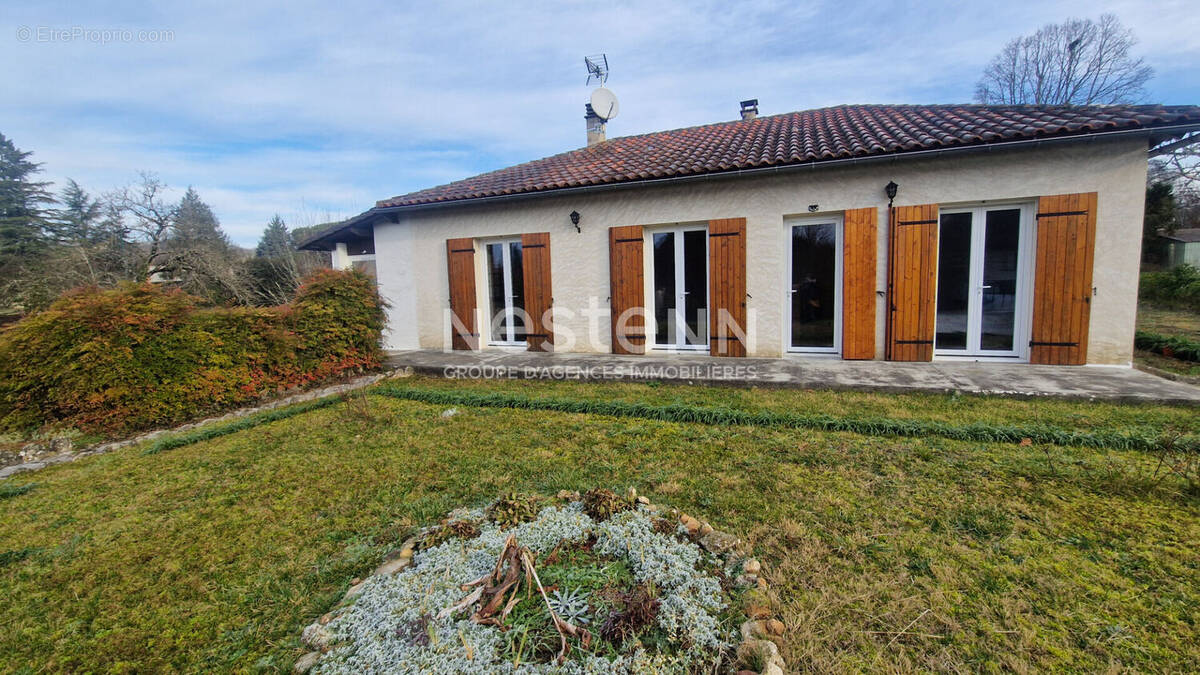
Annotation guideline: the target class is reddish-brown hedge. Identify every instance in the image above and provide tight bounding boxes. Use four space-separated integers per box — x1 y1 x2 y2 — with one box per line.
0 269 384 436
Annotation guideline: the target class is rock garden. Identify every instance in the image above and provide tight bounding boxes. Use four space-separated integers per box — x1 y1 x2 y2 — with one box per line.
294 488 785 674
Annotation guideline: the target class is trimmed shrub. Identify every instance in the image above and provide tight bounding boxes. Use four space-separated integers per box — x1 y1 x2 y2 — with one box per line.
1139 264 1200 312
1135 330 1200 363
0 270 383 436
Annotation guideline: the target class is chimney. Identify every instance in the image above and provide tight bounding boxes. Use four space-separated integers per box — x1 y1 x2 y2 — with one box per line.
585 103 606 146
740 99 759 121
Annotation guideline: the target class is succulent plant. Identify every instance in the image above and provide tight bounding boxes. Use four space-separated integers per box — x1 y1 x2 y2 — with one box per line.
547 587 591 625
582 487 631 522
485 491 543 529
416 519 481 550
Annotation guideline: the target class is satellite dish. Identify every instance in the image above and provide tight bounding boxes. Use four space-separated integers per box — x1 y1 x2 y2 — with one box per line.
590 87 619 121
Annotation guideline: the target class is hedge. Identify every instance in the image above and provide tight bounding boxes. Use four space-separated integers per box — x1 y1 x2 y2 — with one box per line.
0 269 384 436
1135 330 1200 363
1139 264 1200 312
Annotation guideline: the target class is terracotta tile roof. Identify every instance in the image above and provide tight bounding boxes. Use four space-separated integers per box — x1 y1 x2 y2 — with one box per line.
378 104 1200 209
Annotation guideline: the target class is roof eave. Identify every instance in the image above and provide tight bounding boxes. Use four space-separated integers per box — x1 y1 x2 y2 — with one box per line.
301 121 1200 248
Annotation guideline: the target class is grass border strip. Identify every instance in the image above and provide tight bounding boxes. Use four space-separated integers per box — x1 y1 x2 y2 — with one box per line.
141 395 345 456
374 385 1195 452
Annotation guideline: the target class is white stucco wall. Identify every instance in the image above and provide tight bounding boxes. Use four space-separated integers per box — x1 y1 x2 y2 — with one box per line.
370 136 1148 364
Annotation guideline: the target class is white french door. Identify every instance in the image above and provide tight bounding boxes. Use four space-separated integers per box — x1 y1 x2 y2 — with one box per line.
787 216 842 354
651 226 709 350
486 239 526 345
934 203 1034 359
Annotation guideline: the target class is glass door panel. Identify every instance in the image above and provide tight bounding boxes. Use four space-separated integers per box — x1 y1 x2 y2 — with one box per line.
508 241 526 342
652 232 676 345
682 229 708 346
980 209 1020 351
935 213 972 351
789 222 838 349
487 243 508 341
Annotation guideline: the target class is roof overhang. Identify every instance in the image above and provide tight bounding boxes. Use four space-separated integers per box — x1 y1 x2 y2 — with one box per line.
299 121 1200 251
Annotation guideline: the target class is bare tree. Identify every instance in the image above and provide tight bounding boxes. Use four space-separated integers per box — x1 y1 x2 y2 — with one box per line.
107 172 179 281
975 14 1152 106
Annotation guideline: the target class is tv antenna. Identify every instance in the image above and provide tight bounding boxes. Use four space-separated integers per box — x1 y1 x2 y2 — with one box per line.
584 54 609 86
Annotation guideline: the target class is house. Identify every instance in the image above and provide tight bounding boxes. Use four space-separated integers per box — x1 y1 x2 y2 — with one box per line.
301 102 1200 366
1159 228 1200 268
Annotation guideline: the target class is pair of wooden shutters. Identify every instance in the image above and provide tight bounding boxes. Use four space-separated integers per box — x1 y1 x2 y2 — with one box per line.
608 219 748 356
445 233 554 351
885 193 1096 364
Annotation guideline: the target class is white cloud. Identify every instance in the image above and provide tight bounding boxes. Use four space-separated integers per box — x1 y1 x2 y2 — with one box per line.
1 0 1195 244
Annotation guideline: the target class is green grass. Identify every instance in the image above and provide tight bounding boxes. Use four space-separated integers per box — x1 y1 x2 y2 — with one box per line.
0 376 1198 672
1136 304 1200 376
1138 304 1200 341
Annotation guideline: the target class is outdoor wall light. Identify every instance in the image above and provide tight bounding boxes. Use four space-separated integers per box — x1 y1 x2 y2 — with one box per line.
807 204 819 212
569 210 581 233
885 181 899 207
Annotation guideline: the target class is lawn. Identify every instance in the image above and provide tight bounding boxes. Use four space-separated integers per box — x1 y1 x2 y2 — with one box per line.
1 377 1198 672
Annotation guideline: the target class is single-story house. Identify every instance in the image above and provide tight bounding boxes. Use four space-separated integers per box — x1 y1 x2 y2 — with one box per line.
1159 228 1200 268
301 102 1200 365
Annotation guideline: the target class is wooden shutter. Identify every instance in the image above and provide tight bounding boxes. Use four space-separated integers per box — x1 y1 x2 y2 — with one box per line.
1030 193 1097 365
886 204 939 361
842 207 878 360
709 218 747 357
520 232 554 352
446 238 478 351
608 225 646 354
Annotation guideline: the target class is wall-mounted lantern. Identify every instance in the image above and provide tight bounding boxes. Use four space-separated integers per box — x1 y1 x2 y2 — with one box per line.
885 181 899 207
569 210 581 233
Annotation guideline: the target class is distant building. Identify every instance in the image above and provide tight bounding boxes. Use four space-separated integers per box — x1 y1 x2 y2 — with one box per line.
1160 228 1200 268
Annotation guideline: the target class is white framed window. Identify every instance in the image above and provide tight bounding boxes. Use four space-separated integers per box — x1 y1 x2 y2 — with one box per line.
786 215 842 354
485 238 526 346
934 201 1035 360
648 224 710 351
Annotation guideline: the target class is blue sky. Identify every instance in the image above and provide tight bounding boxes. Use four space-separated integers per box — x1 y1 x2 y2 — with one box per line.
3 0 1198 246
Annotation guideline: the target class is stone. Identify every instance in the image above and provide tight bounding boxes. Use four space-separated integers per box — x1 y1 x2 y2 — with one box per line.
698 522 715 536
742 558 762 575
764 664 785 675
756 576 769 590
636 495 650 505
556 489 581 501
350 577 361 585
374 556 412 575
679 514 701 536
343 581 366 602
734 573 759 588
440 408 459 418
699 530 739 554
739 639 781 672
398 538 417 559
293 651 321 673
765 618 785 636
746 603 771 620
626 487 638 500
301 622 334 649
740 619 771 641
318 612 333 625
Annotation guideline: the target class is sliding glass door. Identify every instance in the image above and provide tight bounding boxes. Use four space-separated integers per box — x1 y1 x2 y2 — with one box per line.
651 226 709 350
486 239 525 345
935 204 1032 358
788 217 841 353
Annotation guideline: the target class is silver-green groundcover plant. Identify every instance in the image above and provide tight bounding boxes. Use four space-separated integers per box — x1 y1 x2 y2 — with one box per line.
315 503 731 673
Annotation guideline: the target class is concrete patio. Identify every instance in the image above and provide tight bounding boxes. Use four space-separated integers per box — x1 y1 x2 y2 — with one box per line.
386 350 1200 404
